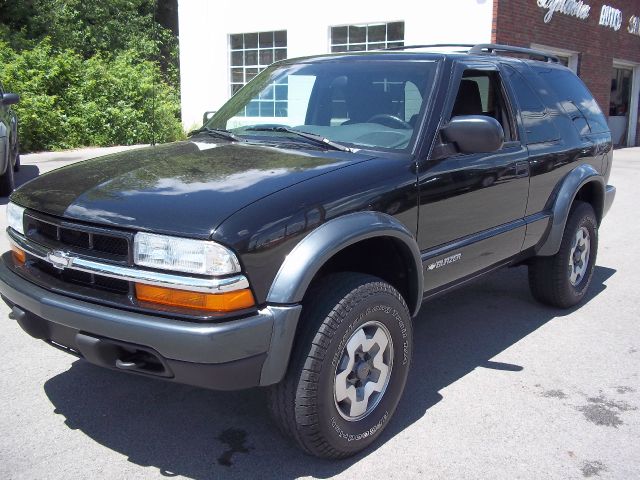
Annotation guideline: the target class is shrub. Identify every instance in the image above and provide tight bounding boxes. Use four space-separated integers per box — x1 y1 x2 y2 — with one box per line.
0 39 184 151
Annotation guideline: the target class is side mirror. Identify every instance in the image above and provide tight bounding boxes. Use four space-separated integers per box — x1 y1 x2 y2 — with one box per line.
441 115 504 154
202 110 216 125
1 93 20 106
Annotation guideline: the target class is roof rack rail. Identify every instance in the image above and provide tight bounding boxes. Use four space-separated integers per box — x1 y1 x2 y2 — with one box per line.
468 43 559 63
381 43 559 63
384 44 475 51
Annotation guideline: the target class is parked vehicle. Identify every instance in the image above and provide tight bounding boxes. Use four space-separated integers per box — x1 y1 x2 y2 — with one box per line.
0 84 20 195
0 44 616 458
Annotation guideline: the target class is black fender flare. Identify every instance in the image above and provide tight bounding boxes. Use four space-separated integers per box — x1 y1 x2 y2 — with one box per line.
0 124 8 175
536 164 604 257
266 211 424 316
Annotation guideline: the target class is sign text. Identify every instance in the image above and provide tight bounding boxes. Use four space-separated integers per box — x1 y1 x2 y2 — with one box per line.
600 5 623 31
537 0 591 24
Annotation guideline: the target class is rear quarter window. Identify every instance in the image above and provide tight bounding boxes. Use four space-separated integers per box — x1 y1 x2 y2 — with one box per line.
502 64 560 145
533 66 609 135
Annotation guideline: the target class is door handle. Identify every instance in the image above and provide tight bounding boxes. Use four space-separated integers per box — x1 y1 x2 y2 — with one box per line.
515 161 530 177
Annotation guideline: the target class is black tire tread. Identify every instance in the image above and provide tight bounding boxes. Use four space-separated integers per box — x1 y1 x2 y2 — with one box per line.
528 201 597 308
0 139 15 196
268 272 409 459
12 138 20 172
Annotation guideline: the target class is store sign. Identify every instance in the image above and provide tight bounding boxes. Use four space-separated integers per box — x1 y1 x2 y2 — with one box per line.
537 0 591 24
599 5 623 31
536 0 640 38
630 16 640 36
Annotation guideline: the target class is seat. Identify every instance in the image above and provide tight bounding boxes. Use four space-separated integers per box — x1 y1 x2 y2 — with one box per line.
342 84 395 124
452 79 483 116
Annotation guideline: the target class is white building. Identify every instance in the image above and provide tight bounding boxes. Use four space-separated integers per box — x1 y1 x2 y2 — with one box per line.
177 0 496 130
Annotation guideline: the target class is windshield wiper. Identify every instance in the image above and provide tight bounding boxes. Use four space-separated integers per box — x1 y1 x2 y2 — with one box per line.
188 127 242 142
245 126 352 152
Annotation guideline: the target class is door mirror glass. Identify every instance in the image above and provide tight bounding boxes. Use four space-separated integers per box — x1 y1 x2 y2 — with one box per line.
441 115 504 154
1 93 19 106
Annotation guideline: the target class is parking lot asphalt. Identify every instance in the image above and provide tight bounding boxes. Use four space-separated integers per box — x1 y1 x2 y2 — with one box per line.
0 145 638 479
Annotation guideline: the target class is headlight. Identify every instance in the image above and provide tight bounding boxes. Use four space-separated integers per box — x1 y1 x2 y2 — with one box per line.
7 202 25 235
134 232 241 276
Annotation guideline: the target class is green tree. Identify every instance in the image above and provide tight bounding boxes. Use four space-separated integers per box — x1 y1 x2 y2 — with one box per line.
0 0 183 151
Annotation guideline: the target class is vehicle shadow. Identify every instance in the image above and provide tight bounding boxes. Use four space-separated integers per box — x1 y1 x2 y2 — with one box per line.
43 264 615 479
0 165 41 205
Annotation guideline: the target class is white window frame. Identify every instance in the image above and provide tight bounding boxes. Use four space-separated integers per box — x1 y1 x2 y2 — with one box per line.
228 30 287 97
530 43 579 73
329 21 404 52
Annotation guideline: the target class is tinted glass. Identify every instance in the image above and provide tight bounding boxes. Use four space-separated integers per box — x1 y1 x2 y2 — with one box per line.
534 66 609 134
368 24 386 42
331 26 348 45
274 30 287 47
452 70 516 142
209 60 439 151
503 65 560 144
245 33 258 49
259 31 274 48
230 34 243 50
349 25 366 44
387 22 404 42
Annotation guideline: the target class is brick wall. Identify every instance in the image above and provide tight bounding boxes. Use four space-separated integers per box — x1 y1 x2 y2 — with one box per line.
493 0 640 145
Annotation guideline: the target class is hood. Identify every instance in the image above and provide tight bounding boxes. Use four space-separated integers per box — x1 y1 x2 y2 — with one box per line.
11 139 374 238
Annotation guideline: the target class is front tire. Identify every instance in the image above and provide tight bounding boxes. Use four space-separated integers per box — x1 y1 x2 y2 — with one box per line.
0 138 15 196
268 273 413 458
12 138 20 172
528 201 598 308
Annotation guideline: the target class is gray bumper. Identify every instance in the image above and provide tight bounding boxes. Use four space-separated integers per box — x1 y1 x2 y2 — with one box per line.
0 258 301 389
603 184 616 219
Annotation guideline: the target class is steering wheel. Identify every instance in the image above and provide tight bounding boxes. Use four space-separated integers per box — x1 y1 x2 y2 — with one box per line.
366 114 412 129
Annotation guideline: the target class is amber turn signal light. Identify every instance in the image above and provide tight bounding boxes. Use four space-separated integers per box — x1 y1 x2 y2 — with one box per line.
11 245 26 264
135 283 255 312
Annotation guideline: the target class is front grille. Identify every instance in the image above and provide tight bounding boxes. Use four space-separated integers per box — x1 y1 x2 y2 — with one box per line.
34 259 130 294
25 214 130 261
21 212 133 296
93 234 129 255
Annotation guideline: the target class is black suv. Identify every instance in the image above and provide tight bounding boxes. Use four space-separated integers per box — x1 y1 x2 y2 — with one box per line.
0 44 615 458
0 83 20 195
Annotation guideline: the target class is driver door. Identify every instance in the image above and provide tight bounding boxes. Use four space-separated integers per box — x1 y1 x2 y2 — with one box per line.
417 62 530 293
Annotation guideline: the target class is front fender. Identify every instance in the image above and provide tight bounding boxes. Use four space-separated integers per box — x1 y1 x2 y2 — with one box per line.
536 164 604 256
266 211 423 316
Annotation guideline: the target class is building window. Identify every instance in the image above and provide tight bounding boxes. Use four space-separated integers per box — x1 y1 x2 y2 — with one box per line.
330 21 404 52
229 30 287 94
229 30 287 117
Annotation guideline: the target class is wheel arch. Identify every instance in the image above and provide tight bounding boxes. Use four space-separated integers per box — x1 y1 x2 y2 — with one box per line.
0 125 9 176
536 164 604 257
266 212 424 316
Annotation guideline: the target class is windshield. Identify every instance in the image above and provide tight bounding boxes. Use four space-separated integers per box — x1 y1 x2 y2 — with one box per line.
206 59 439 151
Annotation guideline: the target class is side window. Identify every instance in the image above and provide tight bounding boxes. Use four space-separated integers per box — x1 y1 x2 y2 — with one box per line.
534 67 609 135
450 69 516 142
404 81 422 124
503 65 560 144
328 76 349 126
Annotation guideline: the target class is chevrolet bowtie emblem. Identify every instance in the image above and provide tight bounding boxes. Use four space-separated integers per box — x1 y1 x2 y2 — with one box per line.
47 250 74 270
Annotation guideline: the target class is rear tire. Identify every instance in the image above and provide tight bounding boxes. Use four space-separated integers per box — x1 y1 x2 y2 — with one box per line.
268 273 413 458
528 201 598 308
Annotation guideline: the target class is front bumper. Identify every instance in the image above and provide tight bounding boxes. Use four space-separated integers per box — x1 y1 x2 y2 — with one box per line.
0 258 301 390
603 184 616 219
